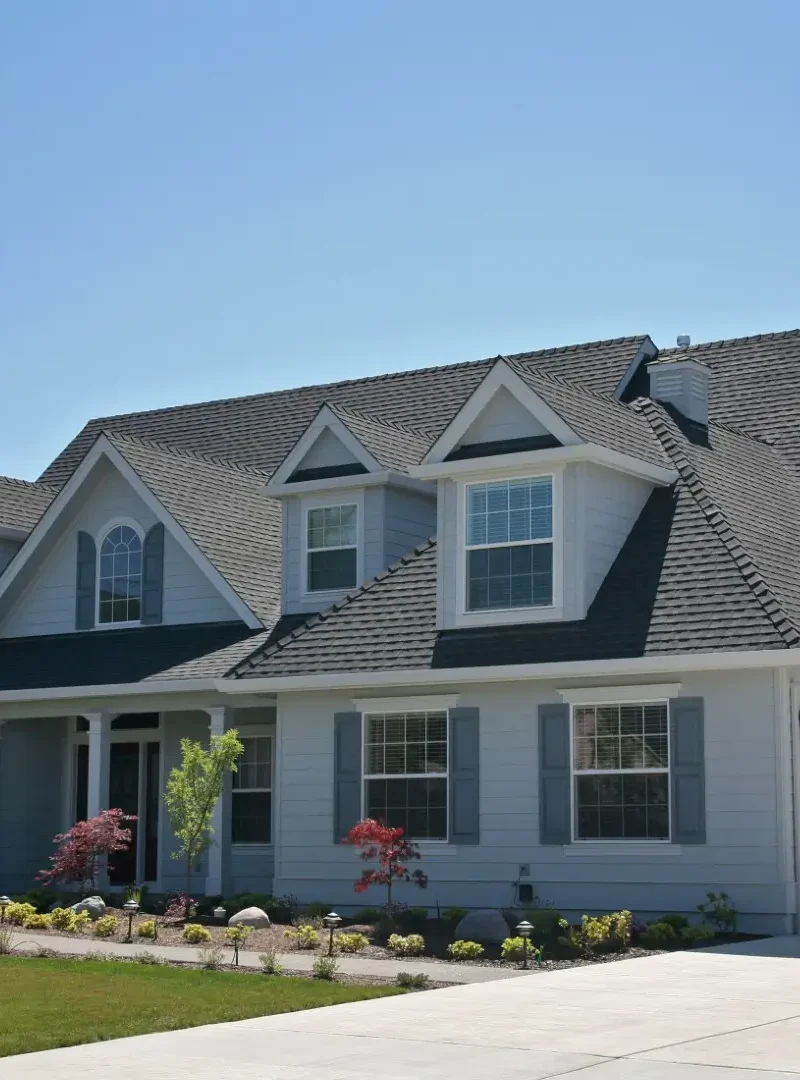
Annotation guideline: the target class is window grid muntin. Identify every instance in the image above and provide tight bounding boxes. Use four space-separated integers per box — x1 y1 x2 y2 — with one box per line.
465 476 554 612
571 702 670 842
97 524 143 625
232 735 273 844
363 711 449 841
306 503 358 592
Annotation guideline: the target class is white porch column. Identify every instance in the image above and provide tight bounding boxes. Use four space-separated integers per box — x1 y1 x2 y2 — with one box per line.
205 707 228 897
84 712 112 891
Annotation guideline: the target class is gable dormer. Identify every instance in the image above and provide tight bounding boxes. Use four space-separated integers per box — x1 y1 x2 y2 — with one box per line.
409 358 676 631
266 403 436 614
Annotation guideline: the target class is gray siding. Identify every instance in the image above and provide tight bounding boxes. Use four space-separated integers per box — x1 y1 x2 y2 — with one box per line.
0 537 21 576
272 670 792 933
0 458 237 637
295 428 360 471
383 487 436 564
0 717 68 892
458 386 550 446
159 710 211 894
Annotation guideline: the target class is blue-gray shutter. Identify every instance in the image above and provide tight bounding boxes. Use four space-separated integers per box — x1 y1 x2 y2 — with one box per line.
669 697 706 844
141 523 165 624
539 702 571 844
449 707 480 844
333 712 362 842
75 531 96 630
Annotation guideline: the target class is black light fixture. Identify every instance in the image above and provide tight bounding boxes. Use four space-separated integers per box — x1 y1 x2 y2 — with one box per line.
123 899 140 943
516 919 533 970
323 911 343 956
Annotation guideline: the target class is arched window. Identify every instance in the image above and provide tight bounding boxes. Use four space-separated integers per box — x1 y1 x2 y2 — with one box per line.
98 524 143 624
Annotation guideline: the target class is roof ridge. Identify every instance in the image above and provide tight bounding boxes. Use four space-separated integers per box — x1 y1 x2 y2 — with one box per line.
103 429 272 479
636 399 800 647
0 475 58 492
227 537 437 677
504 353 650 416
327 401 431 440
658 328 800 356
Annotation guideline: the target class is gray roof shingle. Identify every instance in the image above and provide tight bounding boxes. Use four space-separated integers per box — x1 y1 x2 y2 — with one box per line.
0 476 56 533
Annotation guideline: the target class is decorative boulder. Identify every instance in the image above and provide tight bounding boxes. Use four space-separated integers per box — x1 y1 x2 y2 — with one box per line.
228 906 271 929
454 909 509 944
70 896 106 921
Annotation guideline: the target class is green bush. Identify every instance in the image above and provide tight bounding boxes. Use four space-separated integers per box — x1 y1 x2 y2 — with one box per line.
136 919 158 939
578 910 633 953
501 937 543 963
72 911 91 933
517 909 565 944
5 902 36 926
23 913 52 930
49 907 77 931
198 943 225 970
697 892 738 935
658 913 690 932
182 923 212 944
302 902 334 919
387 933 425 957
447 940 484 961
680 925 715 946
258 946 283 975
312 956 338 980
336 932 369 953
396 971 430 989
394 907 428 932
93 915 119 938
20 888 53 913
283 924 320 950
352 907 383 923
442 907 468 922
639 921 677 949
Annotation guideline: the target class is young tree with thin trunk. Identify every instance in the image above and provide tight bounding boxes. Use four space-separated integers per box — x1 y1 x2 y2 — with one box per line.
164 729 244 918
38 809 135 892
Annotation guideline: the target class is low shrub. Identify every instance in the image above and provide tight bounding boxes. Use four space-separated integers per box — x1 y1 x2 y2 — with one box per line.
514 909 566 944
133 951 165 965
23 913 52 930
697 892 738 935
49 907 77 931
258 946 284 975
658 913 690 933
394 907 428 932
72 911 91 933
680 925 716 946
639 921 677 949
5 902 36 926
501 936 543 963
396 971 431 989
336 932 369 954
198 943 225 970
312 956 338 981
352 907 383 924
93 915 119 938
302 902 334 919
442 907 468 922
579 910 633 953
447 940 484 961
224 924 253 964
181 923 212 944
20 888 53 913
136 919 158 939
387 933 425 957
283 924 320 950
0 927 16 955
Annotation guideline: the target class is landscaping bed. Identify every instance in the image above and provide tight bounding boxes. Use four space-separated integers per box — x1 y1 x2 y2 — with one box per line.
0 955 402 1058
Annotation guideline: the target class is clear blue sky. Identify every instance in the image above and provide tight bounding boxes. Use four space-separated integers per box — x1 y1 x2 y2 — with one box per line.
2 1 799 480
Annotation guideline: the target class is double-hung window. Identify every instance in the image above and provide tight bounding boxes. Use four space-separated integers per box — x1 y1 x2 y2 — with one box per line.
98 524 143 624
572 702 670 840
232 736 272 844
364 711 448 840
306 504 358 592
466 476 553 611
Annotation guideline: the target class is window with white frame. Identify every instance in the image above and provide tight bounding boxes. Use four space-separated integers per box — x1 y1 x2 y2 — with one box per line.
98 524 143 624
364 711 448 840
232 736 273 843
465 476 553 611
572 702 670 840
306 504 358 592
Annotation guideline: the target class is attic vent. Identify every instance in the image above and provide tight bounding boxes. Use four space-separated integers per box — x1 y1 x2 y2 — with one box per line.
676 334 691 348
647 358 710 426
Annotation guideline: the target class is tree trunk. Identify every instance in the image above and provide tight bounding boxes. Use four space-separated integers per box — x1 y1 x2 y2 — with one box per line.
185 856 193 921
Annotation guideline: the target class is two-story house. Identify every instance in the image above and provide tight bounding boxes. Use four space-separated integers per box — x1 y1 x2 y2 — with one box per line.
2 330 800 933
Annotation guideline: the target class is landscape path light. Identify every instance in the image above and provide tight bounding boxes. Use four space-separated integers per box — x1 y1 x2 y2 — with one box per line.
516 919 533 970
323 912 343 956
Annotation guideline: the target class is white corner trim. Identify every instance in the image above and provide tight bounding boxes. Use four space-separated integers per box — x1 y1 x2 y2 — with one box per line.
563 843 682 857
267 405 382 487
422 359 583 464
557 683 682 704
352 694 460 713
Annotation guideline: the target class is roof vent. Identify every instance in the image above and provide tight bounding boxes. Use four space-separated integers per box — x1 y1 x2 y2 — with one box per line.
647 357 710 426
676 334 691 348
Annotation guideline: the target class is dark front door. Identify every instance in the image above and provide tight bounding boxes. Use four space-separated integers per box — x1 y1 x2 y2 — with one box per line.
108 743 139 885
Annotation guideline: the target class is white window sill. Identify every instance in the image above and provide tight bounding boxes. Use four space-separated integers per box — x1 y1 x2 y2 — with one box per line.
563 843 681 857
231 843 273 850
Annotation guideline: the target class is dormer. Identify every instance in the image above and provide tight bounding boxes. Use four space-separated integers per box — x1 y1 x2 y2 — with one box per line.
409 358 677 630
266 403 436 614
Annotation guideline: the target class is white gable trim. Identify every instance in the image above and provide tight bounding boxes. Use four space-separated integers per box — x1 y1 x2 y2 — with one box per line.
267 405 382 487
0 437 262 630
422 360 583 465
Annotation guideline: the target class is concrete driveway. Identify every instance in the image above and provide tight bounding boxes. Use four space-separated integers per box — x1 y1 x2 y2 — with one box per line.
5 938 800 1079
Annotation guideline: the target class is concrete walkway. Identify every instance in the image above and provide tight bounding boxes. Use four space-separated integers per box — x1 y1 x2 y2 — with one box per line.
5 936 800 1079
9 927 523 985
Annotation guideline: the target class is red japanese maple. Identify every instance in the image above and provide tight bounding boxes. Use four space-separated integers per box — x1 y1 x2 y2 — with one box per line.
343 818 427 914
38 809 136 892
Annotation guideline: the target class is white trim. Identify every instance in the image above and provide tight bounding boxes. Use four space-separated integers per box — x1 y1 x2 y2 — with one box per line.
353 694 460 712
789 679 800 932
453 470 563 627
422 360 583 464
267 470 434 498
267 405 382 487
300 492 364 598
558 683 682 704
564 842 681 857
94 518 144 629
410 443 677 485
0 436 262 630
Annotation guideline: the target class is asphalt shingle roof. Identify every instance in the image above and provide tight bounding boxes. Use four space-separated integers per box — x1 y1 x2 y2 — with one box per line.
325 403 430 473
0 476 56 534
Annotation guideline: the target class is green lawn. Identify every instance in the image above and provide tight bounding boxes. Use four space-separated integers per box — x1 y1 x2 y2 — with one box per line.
0 957 402 1057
